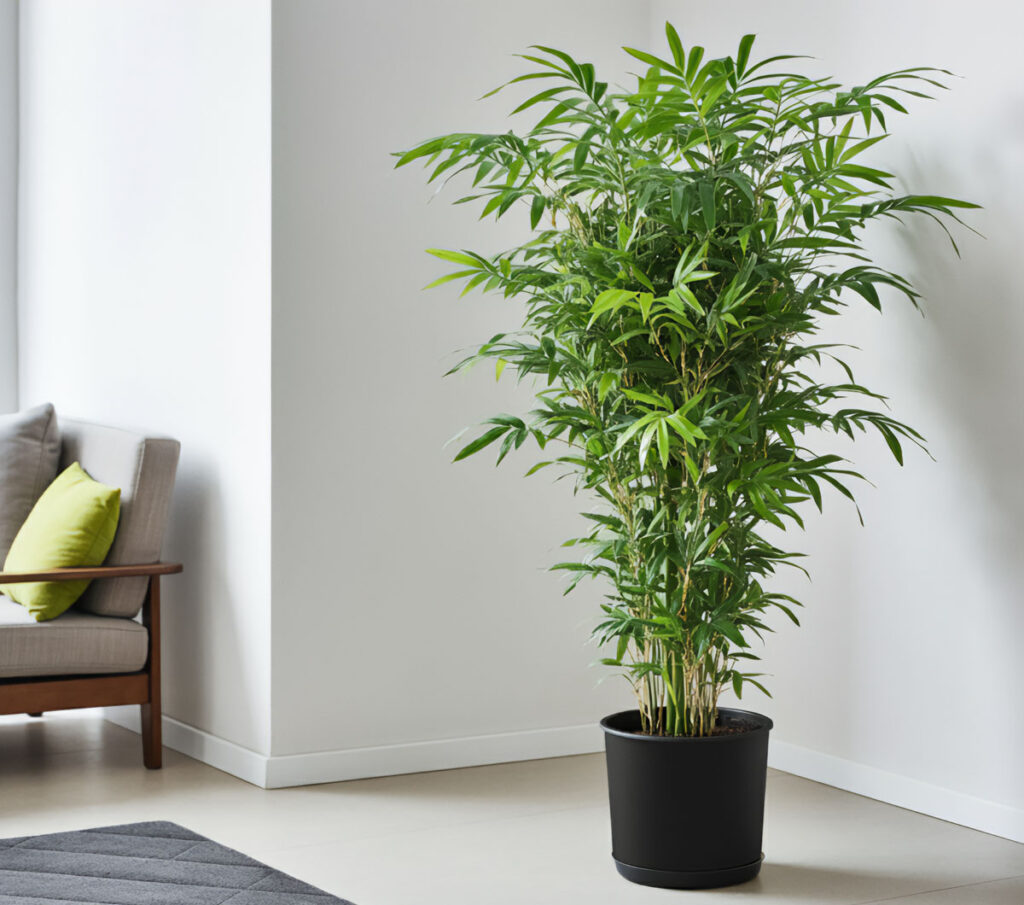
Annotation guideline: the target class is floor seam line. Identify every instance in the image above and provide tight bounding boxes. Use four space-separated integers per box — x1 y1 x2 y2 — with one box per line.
851 870 1024 905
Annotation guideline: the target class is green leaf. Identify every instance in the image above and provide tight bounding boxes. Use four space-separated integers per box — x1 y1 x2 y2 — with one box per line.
597 373 617 402
613 412 659 453
399 32 975 735
638 423 658 466
573 141 590 172
452 426 509 462
588 289 640 325
683 454 701 484
622 46 678 73
664 22 686 72
656 418 671 467
736 34 755 77
530 194 546 229
878 425 905 465
670 182 686 222
698 181 716 231
426 248 483 267
510 85 573 115
638 292 655 321
422 268 478 290
622 387 669 408
712 619 747 647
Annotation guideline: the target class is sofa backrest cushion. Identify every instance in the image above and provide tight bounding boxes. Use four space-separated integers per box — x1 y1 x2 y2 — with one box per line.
0 404 61 563
60 419 180 618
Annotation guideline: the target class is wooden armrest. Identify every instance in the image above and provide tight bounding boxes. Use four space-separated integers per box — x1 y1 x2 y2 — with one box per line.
0 563 183 584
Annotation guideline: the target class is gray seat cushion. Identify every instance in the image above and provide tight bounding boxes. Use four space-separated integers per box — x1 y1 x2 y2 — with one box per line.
0 596 147 678
60 419 180 618
0 403 61 563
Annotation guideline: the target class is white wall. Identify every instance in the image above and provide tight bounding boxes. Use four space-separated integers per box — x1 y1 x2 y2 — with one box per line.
654 0 1024 839
0 0 16 412
18 1 273 757
269 0 645 768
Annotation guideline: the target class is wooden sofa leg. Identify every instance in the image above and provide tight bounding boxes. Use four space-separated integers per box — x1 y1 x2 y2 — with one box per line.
141 701 161 769
27 712 43 718
141 574 162 769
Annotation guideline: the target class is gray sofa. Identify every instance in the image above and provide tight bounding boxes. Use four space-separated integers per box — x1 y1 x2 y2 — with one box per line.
0 417 181 768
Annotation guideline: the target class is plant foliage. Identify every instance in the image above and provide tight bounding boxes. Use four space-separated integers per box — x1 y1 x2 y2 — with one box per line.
396 26 976 736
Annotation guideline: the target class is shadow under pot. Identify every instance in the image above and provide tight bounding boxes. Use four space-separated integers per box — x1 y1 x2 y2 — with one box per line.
600 708 773 889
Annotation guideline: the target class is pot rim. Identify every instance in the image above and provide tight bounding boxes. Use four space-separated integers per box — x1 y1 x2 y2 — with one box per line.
600 707 773 742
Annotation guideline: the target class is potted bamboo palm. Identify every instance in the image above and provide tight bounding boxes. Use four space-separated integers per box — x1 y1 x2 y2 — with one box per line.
396 25 974 889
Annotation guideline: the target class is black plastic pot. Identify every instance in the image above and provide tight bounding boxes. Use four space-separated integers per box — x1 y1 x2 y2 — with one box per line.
601 708 773 889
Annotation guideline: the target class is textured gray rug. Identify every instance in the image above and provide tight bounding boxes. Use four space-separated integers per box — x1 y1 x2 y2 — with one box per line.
0 820 354 904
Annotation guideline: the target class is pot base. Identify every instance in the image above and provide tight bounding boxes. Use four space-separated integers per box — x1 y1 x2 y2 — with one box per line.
613 854 763 889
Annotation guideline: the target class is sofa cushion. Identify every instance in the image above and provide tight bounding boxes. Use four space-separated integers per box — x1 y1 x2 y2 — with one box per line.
59 420 179 618
0 597 147 679
0 404 61 563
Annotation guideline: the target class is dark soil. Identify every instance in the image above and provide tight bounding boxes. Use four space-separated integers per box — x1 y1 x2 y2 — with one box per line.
633 719 759 738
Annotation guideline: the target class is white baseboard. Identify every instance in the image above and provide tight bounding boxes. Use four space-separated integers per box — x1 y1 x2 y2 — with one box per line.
103 708 603 790
104 706 268 787
769 739 1024 844
103 709 1024 843
264 722 604 789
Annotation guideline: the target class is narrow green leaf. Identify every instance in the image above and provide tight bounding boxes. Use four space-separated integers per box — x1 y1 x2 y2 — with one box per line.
736 34 755 78
698 181 716 231
427 248 483 267
657 418 671 467
664 22 686 72
530 194 546 229
453 426 509 462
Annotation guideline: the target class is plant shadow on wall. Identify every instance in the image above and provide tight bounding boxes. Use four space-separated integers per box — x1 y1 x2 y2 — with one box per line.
896 152 1024 787
396 24 975 888
898 159 1021 571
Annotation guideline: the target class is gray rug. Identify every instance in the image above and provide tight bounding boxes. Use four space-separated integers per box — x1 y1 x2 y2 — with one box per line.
0 820 354 904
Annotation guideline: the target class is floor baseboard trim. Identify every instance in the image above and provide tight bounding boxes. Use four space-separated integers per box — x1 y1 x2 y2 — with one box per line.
103 709 603 790
769 739 1024 844
264 723 605 789
104 706 268 787
101 709 1024 842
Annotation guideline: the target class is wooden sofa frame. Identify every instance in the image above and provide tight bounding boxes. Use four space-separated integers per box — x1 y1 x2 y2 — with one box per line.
0 562 183 769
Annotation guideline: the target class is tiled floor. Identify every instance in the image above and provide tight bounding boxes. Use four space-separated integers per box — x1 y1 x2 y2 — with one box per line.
1 711 1023 904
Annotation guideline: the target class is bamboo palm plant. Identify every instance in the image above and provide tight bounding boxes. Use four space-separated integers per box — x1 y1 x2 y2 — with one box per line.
396 26 974 737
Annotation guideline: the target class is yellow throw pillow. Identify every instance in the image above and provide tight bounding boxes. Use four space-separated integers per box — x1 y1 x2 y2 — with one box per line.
3 462 121 621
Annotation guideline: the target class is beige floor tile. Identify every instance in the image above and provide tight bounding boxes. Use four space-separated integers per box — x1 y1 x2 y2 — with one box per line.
1 711 1023 905
861 875 1024 904
754 773 1024 900
0 715 609 850
0 708 137 756
251 793 1024 905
